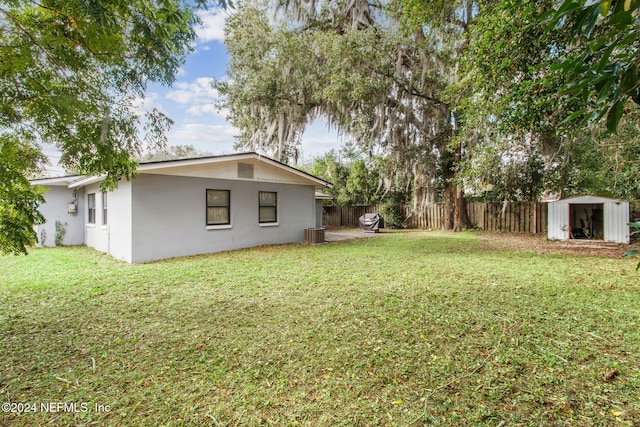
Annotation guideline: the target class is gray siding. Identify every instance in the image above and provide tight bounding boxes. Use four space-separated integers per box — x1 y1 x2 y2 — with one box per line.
129 174 316 263
315 200 324 228
35 186 85 247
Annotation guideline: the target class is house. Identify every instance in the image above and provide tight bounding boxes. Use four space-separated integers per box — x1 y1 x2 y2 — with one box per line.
547 195 629 244
31 152 332 263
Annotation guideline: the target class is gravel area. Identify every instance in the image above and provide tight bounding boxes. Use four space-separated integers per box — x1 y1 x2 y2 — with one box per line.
324 228 384 242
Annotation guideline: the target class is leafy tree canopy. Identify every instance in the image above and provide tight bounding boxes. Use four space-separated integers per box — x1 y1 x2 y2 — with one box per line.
453 0 640 202
138 145 213 162
1 0 200 254
216 0 474 228
550 0 640 132
304 147 386 206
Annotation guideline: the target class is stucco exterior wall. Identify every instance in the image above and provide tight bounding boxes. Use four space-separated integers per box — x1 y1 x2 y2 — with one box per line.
83 183 109 253
107 180 133 262
35 186 85 247
129 174 316 263
315 200 324 228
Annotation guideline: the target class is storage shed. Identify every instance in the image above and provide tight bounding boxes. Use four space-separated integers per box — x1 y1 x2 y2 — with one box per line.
547 195 629 243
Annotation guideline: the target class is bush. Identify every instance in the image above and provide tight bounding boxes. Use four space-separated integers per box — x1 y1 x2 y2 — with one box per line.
379 193 406 229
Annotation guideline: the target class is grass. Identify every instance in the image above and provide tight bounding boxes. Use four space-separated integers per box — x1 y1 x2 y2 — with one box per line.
1 231 639 426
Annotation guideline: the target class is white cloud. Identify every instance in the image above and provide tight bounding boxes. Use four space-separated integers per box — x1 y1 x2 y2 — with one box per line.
195 9 227 43
300 118 343 157
166 78 218 104
165 77 228 119
186 103 220 116
171 123 238 142
130 92 169 117
169 123 239 154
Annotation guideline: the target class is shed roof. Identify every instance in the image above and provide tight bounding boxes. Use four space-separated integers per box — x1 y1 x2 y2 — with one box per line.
550 195 626 205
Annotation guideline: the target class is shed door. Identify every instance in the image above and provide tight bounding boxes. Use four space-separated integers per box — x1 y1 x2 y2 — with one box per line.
547 202 569 240
604 202 630 243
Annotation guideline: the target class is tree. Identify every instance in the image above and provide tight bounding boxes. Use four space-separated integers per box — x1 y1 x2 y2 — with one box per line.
0 0 199 254
305 149 385 206
0 134 46 254
139 145 213 162
572 111 640 200
453 0 599 201
550 0 640 132
456 0 640 202
216 0 471 229
459 136 547 202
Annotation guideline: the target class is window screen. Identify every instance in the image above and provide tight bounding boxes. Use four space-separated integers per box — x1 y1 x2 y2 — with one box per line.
259 191 277 223
87 193 96 224
102 192 108 225
206 190 230 225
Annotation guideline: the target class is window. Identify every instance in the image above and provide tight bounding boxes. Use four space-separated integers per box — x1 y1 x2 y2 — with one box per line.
259 191 277 223
87 193 96 224
206 190 230 226
102 192 108 225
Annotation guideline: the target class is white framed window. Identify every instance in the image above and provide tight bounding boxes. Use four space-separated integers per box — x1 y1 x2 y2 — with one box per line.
259 191 277 224
207 189 230 226
87 193 96 224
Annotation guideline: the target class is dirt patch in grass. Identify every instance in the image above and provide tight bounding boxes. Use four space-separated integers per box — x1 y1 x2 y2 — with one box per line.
324 227 385 242
477 231 632 258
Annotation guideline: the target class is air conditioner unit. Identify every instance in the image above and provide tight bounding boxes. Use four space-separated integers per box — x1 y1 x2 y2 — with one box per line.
304 228 325 244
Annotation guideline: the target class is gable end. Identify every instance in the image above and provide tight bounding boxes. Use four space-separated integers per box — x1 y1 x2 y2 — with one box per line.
238 162 254 179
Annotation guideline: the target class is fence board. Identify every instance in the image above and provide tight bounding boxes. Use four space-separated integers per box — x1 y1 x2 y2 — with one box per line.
322 201 558 234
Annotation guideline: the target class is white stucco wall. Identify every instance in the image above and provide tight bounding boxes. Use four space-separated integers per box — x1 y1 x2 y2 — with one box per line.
79 181 134 261
107 180 132 262
35 186 85 247
83 183 109 253
128 174 317 263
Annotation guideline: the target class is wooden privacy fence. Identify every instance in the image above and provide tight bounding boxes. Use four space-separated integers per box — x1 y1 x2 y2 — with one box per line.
466 202 548 234
323 205 379 228
323 201 549 234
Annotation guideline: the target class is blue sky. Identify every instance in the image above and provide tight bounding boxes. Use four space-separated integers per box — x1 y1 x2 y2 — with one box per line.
142 7 342 160
45 6 341 175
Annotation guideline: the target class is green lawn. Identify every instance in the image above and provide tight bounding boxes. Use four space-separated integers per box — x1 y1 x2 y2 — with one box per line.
1 231 639 426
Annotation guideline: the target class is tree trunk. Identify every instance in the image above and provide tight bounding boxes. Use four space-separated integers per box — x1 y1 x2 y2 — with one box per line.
443 180 468 231
444 181 455 230
453 182 468 231
442 143 469 231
